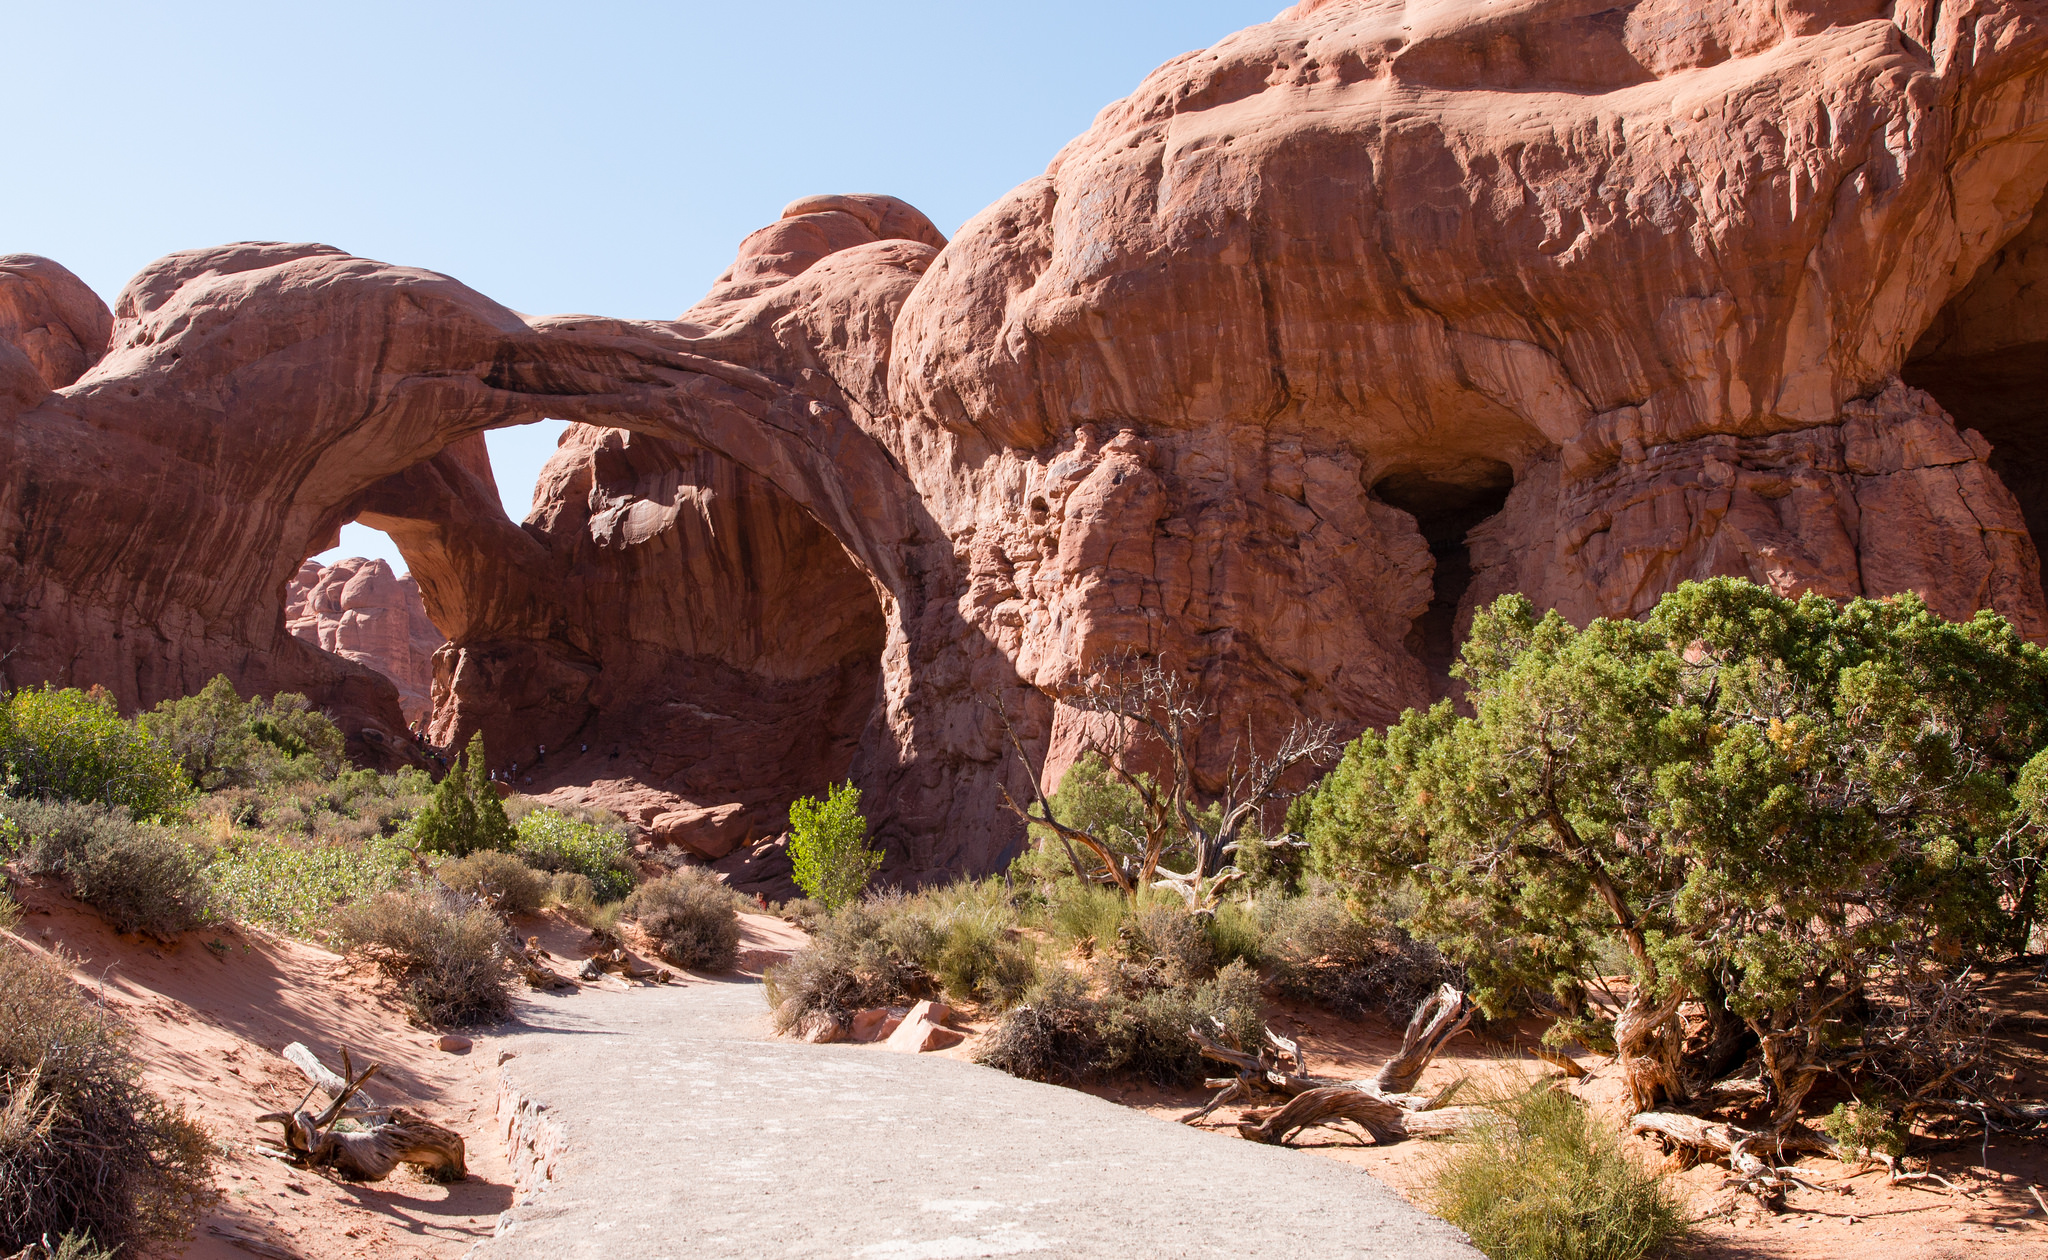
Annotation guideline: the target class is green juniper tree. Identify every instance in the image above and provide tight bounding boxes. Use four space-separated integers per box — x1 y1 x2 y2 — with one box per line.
1309 577 2048 1126
411 731 516 857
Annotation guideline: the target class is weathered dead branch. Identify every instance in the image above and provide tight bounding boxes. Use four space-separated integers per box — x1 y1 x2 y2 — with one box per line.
256 1047 466 1181
1184 985 1483 1147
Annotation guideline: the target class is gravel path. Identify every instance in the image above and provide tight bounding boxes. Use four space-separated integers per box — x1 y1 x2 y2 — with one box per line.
481 975 1479 1259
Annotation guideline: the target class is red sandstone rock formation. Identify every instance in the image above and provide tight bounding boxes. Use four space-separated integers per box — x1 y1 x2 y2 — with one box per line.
286 558 442 724
4 2 2048 876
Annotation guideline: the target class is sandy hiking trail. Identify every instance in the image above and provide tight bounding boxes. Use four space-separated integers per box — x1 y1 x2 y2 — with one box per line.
481 922 1481 1260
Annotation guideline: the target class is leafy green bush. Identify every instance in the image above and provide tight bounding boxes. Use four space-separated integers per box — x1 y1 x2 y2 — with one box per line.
0 943 217 1254
438 850 548 916
6 799 211 938
141 675 343 790
625 869 741 970
513 806 636 902
0 686 188 818
409 732 515 858
205 834 409 936
1310 578 2048 1120
1428 1083 1685 1260
334 890 511 1027
788 781 881 910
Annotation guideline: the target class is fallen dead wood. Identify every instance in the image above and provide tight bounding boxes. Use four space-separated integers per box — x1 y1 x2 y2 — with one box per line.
258 1047 466 1181
1186 983 1483 1147
1237 1087 1490 1145
1632 1111 1843 1208
283 1041 376 1112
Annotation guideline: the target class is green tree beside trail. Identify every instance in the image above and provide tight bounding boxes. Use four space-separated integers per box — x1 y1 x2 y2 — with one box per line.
411 732 516 857
1309 577 2048 1129
788 781 881 910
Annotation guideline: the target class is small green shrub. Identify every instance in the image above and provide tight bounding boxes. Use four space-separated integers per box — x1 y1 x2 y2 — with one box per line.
1820 1099 1907 1163
0 943 217 1254
1043 879 1129 950
438 850 548 916
0 686 188 818
932 919 1038 1011
764 901 932 1031
409 732 515 858
204 834 409 937
1429 1082 1686 1260
625 869 741 970
1203 901 1263 970
513 807 636 902
334 891 511 1027
7 799 211 939
975 970 1104 1082
788 781 881 910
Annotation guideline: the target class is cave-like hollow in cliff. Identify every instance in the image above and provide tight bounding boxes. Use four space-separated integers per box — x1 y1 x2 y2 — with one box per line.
1374 460 1516 694
1903 192 2048 593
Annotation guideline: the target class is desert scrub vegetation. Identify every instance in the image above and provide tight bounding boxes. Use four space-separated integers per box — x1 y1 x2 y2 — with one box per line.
788 780 881 910
4 798 213 939
0 684 189 818
437 849 550 916
333 889 512 1027
509 802 637 902
1309 576 2048 1139
1427 1081 1684 1260
0 941 217 1254
625 869 741 970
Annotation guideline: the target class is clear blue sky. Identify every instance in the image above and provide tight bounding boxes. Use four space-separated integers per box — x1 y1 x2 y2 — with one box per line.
8 1 1276 574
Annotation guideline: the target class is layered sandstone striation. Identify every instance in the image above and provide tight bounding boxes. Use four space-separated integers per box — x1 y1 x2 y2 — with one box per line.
286 558 442 724
4 2 2048 874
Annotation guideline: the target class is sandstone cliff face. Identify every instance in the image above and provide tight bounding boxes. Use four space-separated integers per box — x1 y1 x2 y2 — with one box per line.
286 558 441 724
4 2 2048 876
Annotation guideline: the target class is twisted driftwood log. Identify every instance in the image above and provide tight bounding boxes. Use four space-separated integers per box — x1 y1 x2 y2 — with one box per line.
257 1047 467 1181
1185 982 1489 1146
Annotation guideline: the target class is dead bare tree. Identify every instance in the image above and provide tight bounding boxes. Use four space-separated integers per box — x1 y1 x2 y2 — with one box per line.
990 652 1337 903
256 1047 466 1181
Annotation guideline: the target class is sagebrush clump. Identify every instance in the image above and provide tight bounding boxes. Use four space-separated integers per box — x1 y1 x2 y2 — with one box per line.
438 850 549 916
625 869 741 971
0 944 217 1254
764 901 933 1032
5 799 211 938
334 890 511 1027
